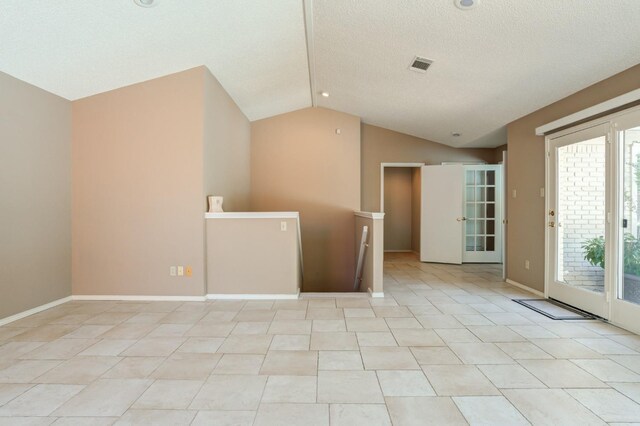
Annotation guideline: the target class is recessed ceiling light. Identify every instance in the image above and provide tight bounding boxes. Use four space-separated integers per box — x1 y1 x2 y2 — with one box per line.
454 0 478 10
320 91 329 97
134 0 157 8
452 132 461 137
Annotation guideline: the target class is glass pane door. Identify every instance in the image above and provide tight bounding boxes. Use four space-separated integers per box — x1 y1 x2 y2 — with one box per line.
462 165 502 263
547 124 609 318
620 124 640 306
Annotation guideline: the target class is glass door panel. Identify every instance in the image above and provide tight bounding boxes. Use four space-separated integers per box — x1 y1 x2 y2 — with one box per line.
556 137 606 293
547 124 609 318
462 165 502 263
620 124 640 306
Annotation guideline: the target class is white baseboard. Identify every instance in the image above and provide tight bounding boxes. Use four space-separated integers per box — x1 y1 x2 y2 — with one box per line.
302 292 369 299
206 292 299 300
72 295 207 302
505 279 544 297
368 288 385 298
0 296 72 327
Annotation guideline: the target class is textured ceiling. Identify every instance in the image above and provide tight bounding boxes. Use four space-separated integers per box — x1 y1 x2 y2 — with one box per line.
0 0 310 121
312 0 640 147
1 1 639 147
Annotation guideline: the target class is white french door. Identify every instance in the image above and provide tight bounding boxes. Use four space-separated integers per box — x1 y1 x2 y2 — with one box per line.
547 124 610 319
546 106 640 332
462 165 503 263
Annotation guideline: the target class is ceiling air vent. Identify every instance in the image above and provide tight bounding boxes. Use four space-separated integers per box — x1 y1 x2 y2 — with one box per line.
409 56 433 73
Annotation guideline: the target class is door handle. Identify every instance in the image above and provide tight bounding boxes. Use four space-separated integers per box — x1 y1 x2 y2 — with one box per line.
456 217 467 222
549 221 555 228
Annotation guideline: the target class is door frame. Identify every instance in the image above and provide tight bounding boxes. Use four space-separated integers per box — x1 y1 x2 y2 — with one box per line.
380 163 425 212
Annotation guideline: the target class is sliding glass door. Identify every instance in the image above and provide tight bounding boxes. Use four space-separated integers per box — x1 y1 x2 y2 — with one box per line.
547 124 610 319
546 106 640 333
611 108 640 332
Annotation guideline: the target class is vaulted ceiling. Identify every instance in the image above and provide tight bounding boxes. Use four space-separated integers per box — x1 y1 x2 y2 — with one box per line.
1 0 639 148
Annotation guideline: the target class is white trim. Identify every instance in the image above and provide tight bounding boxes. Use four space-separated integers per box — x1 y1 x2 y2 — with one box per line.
380 162 424 212
505 279 544 297
355 211 385 220
206 292 299 300
205 212 299 219
535 88 640 136
72 295 206 302
301 292 369 298
368 288 385 298
0 296 72 326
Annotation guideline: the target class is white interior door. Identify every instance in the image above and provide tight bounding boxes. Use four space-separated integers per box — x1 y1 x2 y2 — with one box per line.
421 164 464 264
462 165 503 263
547 123 610 318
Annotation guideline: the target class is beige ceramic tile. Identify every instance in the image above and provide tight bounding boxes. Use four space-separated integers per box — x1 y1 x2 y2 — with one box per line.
453 396 529 425
360 347 419 370
260 350 318 376
53 379 152 417
386 397 468 426
261 375 317 403
519 359 607 388
213 354 264 375
422 365 500 396
0 384 84 416
329 404 391 426
191 410 255 426
310 332 358 350
376 370 435 397
318 351 363 371
503 389 607 425
317 371 384 403
190 375 267 410
254 403 329 426
132 379 203 409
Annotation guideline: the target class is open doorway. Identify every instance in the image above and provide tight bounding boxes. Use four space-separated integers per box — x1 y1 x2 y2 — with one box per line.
380 163 423 258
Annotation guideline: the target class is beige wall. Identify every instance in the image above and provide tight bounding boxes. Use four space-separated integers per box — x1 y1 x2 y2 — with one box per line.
206 217 301 295
383 168 413 251
411 167 421 253
355 214 384 294
506 64 640 292
361 124 496 212
251 107 361 292
0 72 72 319
73 68 207 296
203 69 251 212
494 144 508 164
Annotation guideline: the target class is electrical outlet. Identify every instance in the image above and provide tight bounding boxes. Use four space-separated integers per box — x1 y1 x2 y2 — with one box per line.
540 187 545 197
169 266 177 276
512 189 517 198
280 221 287 231
185 266 192 277
177 266 184 276
525 260 530 270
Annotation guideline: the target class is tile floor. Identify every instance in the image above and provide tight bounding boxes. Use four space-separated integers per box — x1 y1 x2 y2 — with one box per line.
0 254 639 425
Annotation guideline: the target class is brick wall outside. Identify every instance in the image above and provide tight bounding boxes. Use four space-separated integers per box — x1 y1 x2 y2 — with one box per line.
558 139 605 291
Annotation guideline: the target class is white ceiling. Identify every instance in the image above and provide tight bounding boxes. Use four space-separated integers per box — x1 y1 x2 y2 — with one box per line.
1 1 639 148
0 0 311 122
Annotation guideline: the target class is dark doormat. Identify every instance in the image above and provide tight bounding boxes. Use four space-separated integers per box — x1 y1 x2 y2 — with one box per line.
513 298 598 320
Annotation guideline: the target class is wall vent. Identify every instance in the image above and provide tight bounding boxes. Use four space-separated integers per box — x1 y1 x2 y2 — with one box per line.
409 56 433 73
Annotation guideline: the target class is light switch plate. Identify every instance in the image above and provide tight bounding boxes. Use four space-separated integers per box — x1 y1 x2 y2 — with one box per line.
177 266 184 276
169 266 177 276
281 221 287 231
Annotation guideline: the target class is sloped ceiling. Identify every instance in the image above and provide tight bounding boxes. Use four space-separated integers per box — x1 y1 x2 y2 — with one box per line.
1 0 639 147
